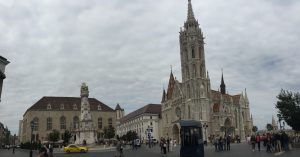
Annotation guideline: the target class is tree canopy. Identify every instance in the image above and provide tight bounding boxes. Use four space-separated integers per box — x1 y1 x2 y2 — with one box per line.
48 130 60 142
266 123 273 131
252 126 258 133
103 126 115 139
276 89 300 131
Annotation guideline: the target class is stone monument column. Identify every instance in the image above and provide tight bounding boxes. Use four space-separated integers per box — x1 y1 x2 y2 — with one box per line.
75 83 96 144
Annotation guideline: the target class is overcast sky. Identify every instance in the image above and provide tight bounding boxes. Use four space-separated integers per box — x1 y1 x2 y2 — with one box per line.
0 0 299 134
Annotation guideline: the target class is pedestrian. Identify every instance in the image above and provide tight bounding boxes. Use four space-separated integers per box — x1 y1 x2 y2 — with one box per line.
163 139 167 154
250 135 256 151
37 147 49 157
214 135 218 151
48 144 53 157
226 135 231 150
218 136 223 151
170 139 173 152
160 138 163 154
174 139 177 147
256 133 261 151
115 140 124 157
167 138 170 152
12 145 15 154
131 139 135 151
266 136 272 153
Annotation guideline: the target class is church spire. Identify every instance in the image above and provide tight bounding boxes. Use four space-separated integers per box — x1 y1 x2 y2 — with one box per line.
187 0 196 21
220 70 226 94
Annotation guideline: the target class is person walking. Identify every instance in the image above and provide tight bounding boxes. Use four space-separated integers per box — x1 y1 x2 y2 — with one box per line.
250 135 256 151
226 135 231 150
115 140 124 157
37 147 49 157
214 135 219 151
256 133 261 151
160 138 163 154
170 139 173 152
163 138 167 154
167 138 170 152
266 136 272 153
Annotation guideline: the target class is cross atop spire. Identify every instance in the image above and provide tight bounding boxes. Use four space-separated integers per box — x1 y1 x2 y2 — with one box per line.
187 0 196 21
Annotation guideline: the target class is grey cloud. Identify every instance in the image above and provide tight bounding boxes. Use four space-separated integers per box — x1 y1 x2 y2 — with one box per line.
0 0 300 133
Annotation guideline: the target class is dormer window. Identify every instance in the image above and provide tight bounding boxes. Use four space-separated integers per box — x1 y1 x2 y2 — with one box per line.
47 104 51 110
98 104 102 111
60 104 64 110
73 104 77 110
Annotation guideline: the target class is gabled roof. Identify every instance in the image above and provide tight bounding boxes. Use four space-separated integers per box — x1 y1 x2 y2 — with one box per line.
24 96 114 116
120 104 161 123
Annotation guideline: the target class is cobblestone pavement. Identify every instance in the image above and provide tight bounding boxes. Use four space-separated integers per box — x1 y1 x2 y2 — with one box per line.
1 143 299 157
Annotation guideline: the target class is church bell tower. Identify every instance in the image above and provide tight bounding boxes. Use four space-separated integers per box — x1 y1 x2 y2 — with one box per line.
179 0 210 121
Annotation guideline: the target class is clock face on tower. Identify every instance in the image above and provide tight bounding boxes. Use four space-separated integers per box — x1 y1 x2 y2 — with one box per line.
175 107 181 118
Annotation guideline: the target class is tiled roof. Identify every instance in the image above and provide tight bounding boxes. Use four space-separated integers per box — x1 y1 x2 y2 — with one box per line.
24 96 114 115
120 104 161 123
232 95 241 104
211 90 242 105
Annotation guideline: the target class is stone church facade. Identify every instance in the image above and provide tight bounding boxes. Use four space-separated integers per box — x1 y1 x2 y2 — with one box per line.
161 0 253 142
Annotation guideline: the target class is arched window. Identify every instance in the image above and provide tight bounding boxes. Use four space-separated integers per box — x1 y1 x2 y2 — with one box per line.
193 64 196 78
32 117 39 131
185 48 188 61
186 66 190 78
235 110 238 128
187 84 191 98
60 116 66 130
98 117 103 129
188 105 191 119
73 116 79 129
46 117 52 130
108 118 112 128
191 47 195 58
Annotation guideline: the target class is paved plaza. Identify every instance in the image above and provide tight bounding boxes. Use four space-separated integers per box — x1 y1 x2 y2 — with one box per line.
1 143 299 157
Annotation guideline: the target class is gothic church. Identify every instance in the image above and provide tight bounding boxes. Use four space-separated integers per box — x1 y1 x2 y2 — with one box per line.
161 0 253 142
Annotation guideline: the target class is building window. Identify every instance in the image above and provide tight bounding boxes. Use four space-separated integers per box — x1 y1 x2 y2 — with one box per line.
73 116 79 129
98 105 102 110
60 104 64 110
73 104 77 110
108 118 112 128
191 47 195 58
150 116 152 119
193 64 196 78
60 116 66 130
32 117 39 131
187 84 191 98
150 122 153 126
98 117 103 129
47 117 52 130
186 66 190 78
47 104 51 110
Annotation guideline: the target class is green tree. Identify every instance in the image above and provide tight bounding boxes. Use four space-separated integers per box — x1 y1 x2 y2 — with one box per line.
103 126 115 139
266 123 273 131
62 130 72 144
276 89 300 131
48 130 60 142
252 126 258 133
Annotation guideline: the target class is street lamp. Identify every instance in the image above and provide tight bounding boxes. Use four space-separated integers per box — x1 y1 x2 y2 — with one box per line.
202 123 208 145
29 121 34 157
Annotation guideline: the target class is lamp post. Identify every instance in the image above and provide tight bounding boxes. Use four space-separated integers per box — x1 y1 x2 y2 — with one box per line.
203 123 208 145
29 121 34 157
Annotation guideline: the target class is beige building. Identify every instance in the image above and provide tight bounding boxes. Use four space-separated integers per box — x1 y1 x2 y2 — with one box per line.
19 96 117 143
160 0 253 142
116 104 161 142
